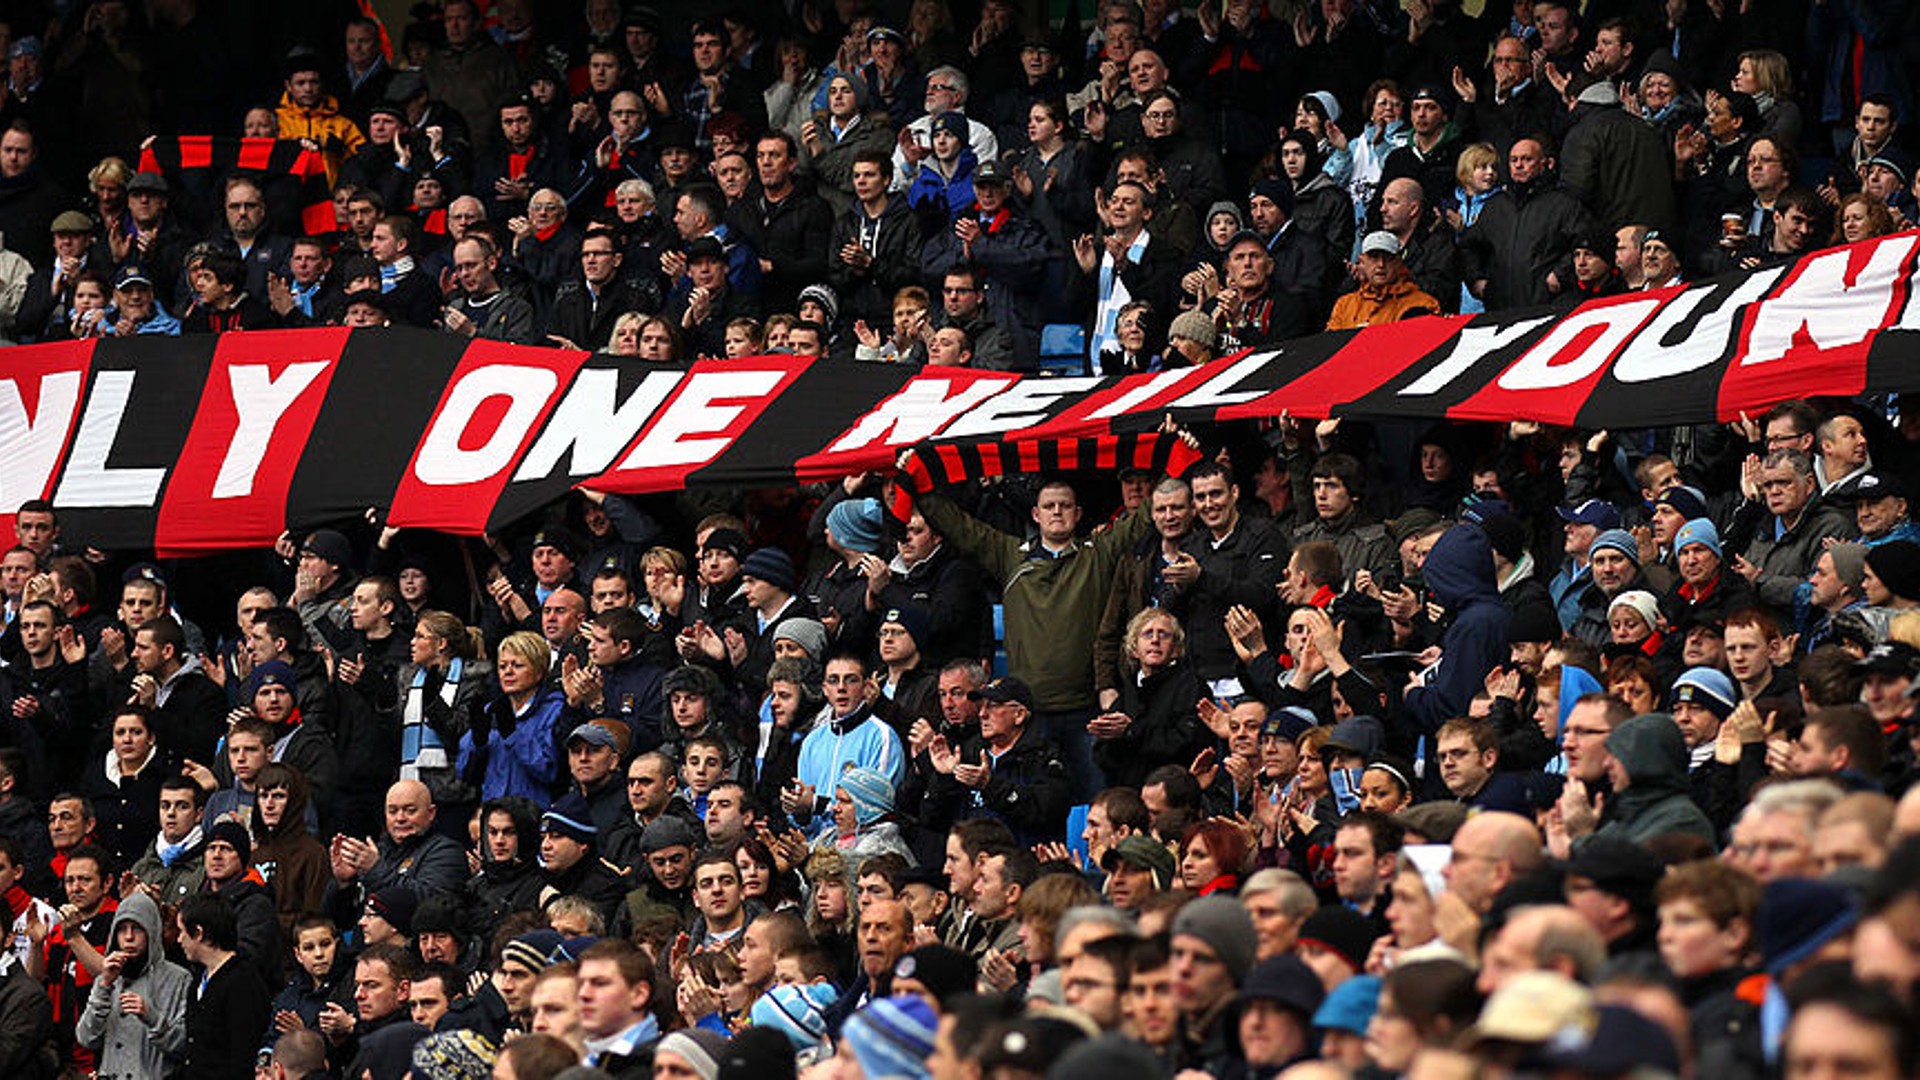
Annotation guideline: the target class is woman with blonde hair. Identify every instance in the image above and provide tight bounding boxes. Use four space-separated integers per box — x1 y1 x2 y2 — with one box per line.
456 631 564 801
606 311 646 355
1449 143 1501 314
1731 49 1800 147
803 847 855 962
88 156 133 228
398 610 493 809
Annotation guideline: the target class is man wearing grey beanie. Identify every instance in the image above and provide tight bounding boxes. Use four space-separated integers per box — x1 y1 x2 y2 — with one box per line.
1169 895 1259 1060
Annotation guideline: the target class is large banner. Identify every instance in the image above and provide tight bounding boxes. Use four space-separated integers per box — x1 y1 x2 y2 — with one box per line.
8 230 1920 554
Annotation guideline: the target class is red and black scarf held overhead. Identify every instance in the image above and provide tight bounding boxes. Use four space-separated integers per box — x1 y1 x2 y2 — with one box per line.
10 230 1920 554
138 136 337 236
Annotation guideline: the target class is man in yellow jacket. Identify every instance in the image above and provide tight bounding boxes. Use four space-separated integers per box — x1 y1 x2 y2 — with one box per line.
276 50 366 186
1326 232 1442 331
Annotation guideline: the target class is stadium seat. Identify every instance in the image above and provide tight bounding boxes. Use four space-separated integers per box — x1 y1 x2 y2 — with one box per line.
1038 324 1086 377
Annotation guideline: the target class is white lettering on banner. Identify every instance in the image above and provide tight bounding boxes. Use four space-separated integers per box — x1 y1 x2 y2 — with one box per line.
1167 353 1280 410
1744 236 1918 364
0 371 83 510
1088 369 1196 420
514 369 680 480
212 362 331 499
1496 298 1663 391
1399 317 1554 397
620 369 784 469
941 377 1105 439
413 364 560 486
56 370 165 507
1612 270 1785 383
1894 251 1920 331
824 375 1017 453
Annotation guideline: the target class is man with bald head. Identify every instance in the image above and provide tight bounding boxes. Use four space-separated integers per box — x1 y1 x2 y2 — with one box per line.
1443 803 1543 953
1443 811 1545 915
1377 176 1463 313
326 779 468 925
1475 904 1606 995
421 195 489 283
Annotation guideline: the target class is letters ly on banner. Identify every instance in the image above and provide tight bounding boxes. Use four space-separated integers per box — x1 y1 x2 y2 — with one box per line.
7 230 1920 554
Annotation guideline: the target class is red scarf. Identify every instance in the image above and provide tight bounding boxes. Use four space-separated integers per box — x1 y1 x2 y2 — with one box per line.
1677 576 1718 604
1196 873 1239 897
508 149 532 179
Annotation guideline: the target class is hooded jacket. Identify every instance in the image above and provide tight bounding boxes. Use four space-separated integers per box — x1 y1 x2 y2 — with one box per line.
1580 713 1717 850
467 797 545 928
1292 171 1355 275
75 892 189 1080
827 193 923 327
250 771 330 941
1405 526 1513 735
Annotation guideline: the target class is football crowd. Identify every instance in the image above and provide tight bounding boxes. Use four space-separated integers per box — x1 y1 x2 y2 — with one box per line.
0 2 1916 1080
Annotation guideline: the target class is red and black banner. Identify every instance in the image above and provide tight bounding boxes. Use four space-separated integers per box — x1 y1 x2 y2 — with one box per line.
138 136 337 236
9 230 1920 555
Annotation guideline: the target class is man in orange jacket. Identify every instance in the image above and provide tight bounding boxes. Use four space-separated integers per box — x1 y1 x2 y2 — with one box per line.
1326 232 1442 331
276 50 366 186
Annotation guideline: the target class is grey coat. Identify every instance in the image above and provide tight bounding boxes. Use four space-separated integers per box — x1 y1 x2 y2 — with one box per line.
75 892 190 1080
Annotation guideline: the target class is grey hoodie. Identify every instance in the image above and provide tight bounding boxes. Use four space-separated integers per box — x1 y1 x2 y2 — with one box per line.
75 891 191 1080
